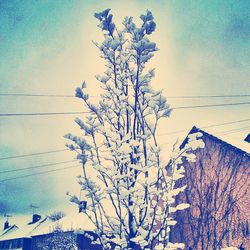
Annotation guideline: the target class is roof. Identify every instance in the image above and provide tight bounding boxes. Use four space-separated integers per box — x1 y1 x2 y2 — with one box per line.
188 126 250 157
0 211 96 241
0 216 49 241
32 211 95 237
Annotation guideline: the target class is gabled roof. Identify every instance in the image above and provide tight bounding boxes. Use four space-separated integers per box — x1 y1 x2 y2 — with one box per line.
0 211 96 241
187 126 250 158
0 217 49 241
32 211 95 237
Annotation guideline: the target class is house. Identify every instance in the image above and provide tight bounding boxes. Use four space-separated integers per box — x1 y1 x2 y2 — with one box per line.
0 210 100 250
171 126 250 249
0 214 50 250
30 210 100 250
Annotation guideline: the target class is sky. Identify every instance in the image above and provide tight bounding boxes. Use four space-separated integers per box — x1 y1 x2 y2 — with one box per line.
0 0 250 222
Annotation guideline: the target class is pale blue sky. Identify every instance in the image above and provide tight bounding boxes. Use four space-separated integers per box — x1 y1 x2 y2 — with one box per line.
0 0 249 217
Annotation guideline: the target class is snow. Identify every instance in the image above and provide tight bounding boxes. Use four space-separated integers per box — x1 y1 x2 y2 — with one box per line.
165 242 185 249
0 216 49 241
62 9 204 249
175 203 190 211
0 225 18 238
219 135 250 154
32 211 95 236
203 128 250 154
221 247 239 250
0 212 95 242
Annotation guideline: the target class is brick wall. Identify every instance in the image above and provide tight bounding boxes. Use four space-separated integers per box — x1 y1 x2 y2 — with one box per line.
171 130 250 250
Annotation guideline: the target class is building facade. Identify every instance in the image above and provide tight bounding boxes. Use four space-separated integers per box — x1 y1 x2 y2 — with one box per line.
171 127 250 249
0 212 97 250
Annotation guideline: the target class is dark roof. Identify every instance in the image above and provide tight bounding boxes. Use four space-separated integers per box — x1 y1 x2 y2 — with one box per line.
182 126 250 159
245 134 250 143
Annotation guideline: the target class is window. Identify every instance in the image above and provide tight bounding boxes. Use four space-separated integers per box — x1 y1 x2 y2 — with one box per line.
3 240 10 249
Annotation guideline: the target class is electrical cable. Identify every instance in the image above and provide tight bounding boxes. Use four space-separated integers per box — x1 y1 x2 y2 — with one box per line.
0 165 81 183
158 118 250 136
1 93 250 98
0 149 68 161
0 159 78 174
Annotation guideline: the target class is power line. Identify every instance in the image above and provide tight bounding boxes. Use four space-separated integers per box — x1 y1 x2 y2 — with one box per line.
0 118 248 161
0 159 78 174
168 94 250 99
1 93 250 98
0 149 68 161
0 165 81 183
0 93 73 98
217 126 250 136
202 119 250 129
0 111 89 117
160 126 250 147
0 126 248 183
0 102 249 117
1 125 248 183
173 102 250 110
158 118 250 136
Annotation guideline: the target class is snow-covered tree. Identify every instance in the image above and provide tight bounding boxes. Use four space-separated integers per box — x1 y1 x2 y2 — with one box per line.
36 230 78 250
65 9 204 250
49 211 66 222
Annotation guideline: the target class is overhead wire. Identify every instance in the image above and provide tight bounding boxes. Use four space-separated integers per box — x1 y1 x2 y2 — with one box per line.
0 118 249 161
0 149 68 161
0 159 78 174
158 118 250 136
159 126 250 147
0 111 89 117
0 165 81 183
168 94 250 99
0 102 249 117
172 101 250 110
0 93 74 98
0 125 248 183
217 126 250 136
1 93 250 98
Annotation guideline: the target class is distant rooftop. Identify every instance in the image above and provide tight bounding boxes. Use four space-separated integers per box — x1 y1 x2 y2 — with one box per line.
32 211 95 237
0 211 95 241
0 216 49 241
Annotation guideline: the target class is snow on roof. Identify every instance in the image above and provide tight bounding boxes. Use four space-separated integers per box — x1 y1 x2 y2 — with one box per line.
0 211 95 241
190 126 250 156
0 225 18 238
0 217 49 241
31 211 95 237
219 135 250 154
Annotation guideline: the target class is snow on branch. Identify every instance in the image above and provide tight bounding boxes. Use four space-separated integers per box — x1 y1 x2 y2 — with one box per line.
65 9 204 250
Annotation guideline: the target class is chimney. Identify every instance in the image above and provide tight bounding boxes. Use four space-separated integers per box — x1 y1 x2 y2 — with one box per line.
32 214 41 224
4 221 10 230
79 201 87 213
3 214 12 230
244 134 250 143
